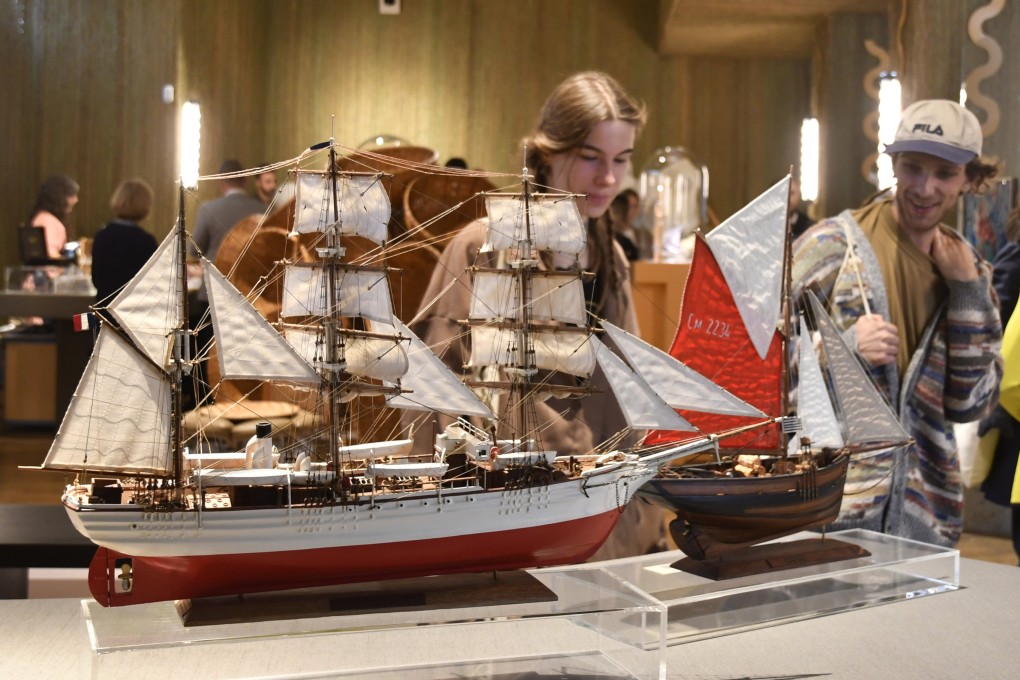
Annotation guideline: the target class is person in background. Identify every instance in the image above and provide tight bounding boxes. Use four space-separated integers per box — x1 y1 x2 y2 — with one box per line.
980 205 1020 565
410 71 665 560
91 178 159 311
27 174 79 259
610 188 641 262
792 99 1003 547
191 160 267 264
188 160 266 407
253 164 279 206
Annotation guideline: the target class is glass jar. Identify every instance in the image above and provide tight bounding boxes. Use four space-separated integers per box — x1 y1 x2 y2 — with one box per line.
637 146 709 263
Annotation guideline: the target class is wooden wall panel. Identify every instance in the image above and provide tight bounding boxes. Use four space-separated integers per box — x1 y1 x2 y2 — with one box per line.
2 0 816 267
653 56 811 221
900 0 966 105
0 0 177 267
177 0 269 215
257 0 805 223
0 0 42 265
819 12 888 218
962 0 1019 178
262 0 477 169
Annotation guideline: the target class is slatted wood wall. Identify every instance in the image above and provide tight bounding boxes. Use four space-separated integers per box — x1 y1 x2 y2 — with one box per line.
11 0 1010 270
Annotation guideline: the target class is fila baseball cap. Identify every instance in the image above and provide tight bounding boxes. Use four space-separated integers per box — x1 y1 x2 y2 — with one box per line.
883 99 982 164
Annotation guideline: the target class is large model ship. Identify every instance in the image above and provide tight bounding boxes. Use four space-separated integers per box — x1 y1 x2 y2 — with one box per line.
37 141 742 606
638 177 912 562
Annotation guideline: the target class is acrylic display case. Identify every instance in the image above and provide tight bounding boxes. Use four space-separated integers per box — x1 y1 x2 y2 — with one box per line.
589 528 960 644
83 564 668 680
79 529 957 677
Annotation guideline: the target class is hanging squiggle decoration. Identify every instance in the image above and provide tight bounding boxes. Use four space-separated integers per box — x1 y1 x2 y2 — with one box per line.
860 40 892 184
965 0 1004 138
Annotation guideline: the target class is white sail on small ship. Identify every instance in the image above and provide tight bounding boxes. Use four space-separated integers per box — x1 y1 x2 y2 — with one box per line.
36 141 758 606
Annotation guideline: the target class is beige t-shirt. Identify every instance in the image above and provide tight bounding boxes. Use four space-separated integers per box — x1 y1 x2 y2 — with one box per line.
852 199 948 378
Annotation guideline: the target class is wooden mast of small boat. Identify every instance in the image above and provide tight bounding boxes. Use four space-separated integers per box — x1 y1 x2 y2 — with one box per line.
779 171 794 449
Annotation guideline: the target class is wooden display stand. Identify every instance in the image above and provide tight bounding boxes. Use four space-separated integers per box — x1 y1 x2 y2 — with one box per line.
177 570 557 627
631 261 689 352
671 537 871 581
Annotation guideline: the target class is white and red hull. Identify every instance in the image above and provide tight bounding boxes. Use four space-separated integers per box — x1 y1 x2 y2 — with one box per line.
67 463 653 606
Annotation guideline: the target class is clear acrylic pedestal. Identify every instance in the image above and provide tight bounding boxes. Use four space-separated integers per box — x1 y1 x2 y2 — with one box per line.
83 565 668 680
589 528 960 644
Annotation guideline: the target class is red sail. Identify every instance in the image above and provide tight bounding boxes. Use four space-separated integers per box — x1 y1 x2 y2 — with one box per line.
644 235 781 450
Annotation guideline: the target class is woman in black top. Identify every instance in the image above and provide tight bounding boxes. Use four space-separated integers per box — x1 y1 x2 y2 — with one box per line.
91 178 159 309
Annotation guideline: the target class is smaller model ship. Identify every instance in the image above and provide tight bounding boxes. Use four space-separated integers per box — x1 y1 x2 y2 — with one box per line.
638 177 911 567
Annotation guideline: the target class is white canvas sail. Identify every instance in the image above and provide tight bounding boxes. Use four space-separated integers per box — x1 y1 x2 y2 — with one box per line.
108 225 184 369
378 319 496 419
705 176 789 360
807 292 910 447
292 172 390 244
591 336 697 431
470 270 586 325
484 194 586 255
43 328 173 475
203 264 319 384
600 321 765 418
789 317 843 453
469 326 596 378
282 263 393 323
282 325 408 382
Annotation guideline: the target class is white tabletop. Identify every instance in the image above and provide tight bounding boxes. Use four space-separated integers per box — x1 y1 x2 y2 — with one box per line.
1 556 1016 679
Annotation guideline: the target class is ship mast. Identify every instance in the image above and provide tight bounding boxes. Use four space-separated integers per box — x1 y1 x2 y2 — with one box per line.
780 171 794 454
170 182 191 492
323 136 346 478
511 171 539 448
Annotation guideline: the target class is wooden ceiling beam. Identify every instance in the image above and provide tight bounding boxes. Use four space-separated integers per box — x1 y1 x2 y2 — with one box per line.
658 0 890 57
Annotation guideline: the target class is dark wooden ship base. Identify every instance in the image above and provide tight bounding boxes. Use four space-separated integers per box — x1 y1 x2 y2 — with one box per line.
176 570 557 627
671 537 871 581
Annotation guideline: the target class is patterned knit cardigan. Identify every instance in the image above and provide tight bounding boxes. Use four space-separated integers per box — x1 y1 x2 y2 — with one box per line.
791 206 1003 546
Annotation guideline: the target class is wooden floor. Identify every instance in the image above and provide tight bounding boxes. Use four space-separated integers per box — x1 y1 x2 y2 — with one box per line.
3 422 1016 567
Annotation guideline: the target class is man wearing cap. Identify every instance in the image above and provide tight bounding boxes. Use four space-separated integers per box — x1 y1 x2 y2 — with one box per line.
791 99 1003 547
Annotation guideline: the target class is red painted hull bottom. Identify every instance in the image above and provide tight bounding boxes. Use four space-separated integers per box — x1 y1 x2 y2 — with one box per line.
88 509 623 606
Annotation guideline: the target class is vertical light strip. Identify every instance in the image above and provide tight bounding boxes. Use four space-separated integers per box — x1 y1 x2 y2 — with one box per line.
876 76 900 190
799 117 819 203
180 101 201 189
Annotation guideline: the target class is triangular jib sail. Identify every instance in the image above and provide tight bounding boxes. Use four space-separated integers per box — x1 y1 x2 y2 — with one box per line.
379 318 496 419
789 316 843 453
600 321 765 418
204 263 319 384
591 335 697 431
108 225 185 369
807 291 910 448
704 176 789 360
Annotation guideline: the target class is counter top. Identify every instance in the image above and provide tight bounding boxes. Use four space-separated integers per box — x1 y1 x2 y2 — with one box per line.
0 290 94 319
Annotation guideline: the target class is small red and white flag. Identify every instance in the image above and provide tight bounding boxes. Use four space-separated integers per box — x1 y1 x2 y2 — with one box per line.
72 312 94 332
